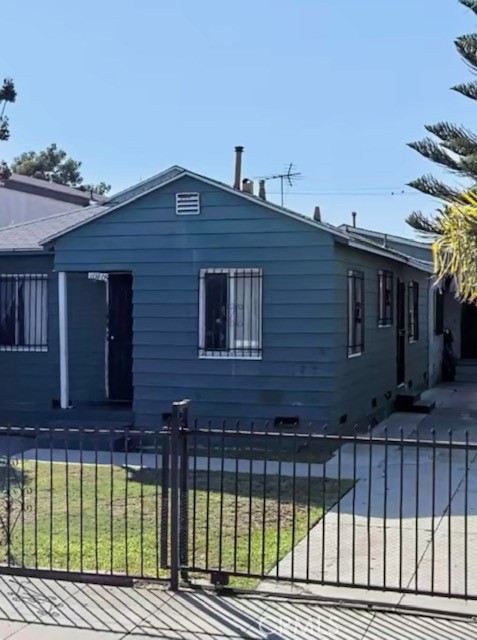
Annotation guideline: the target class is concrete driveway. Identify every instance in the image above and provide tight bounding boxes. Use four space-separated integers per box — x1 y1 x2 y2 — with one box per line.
263 382 477 615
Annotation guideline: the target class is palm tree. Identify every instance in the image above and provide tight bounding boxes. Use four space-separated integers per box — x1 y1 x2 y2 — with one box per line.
431 194 477 301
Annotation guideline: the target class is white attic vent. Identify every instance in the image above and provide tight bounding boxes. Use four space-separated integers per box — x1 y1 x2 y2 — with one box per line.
176 192 200 215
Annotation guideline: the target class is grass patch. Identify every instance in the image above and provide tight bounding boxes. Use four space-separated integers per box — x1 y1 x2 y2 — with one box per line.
1 460 352 588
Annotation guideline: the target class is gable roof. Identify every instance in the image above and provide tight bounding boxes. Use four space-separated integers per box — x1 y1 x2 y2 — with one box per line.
39 165 348 244
0 165 433 272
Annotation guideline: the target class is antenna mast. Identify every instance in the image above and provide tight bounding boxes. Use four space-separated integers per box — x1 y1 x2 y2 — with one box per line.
256 163 302 206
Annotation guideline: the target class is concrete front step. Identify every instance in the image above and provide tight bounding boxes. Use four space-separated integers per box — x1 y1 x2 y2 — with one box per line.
411 399 436 414
455 375 477 383
395 391 421 411
456 366 477 374
455 369 477 383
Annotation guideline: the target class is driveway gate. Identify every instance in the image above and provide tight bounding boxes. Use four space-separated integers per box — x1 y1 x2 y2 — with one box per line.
0 400 476 605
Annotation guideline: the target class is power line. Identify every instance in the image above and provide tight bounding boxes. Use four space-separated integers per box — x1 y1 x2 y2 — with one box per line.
266 190 418 197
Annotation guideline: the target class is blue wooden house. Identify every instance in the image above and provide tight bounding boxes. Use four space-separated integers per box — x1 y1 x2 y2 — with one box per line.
0 157 434 431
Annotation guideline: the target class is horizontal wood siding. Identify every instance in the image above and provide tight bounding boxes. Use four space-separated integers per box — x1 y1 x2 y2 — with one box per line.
53 176 337 427
334 244 430 428
0 254 59 421
0 257 110 424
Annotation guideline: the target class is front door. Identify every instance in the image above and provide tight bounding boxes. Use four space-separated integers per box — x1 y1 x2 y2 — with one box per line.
461 303 477 358
396 279 406 386
108 273 133 402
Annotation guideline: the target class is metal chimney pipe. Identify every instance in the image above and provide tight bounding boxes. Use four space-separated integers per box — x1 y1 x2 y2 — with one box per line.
234 146 244 189
352 211 357 228
313 206 321 221
258 179 266 200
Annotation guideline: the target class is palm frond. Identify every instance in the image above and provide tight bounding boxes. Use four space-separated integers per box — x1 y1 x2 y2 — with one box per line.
433 195 477 301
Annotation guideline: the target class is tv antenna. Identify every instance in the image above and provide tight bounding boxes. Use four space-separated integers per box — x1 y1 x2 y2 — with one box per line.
256 163 302 206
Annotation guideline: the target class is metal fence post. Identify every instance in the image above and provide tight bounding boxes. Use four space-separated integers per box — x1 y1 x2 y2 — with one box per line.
169 400 190 591
160 429 170 570
179 402 190 583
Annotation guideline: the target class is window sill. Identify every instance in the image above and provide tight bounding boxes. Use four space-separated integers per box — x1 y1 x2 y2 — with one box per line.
409 339 419 344
378 324 393 329
347 351 363 359
199 353 262 361
0 346 48 353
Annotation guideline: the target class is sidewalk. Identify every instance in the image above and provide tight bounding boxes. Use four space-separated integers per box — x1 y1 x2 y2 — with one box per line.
0 575 475 639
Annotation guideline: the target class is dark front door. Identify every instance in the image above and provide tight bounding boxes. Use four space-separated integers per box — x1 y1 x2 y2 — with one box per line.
396 279 406 386
461 303 477 358
108 273 133 402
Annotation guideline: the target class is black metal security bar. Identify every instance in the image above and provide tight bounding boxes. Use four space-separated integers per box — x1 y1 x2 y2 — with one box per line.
347 270 364 356
199 268 263 359
0 274 48 351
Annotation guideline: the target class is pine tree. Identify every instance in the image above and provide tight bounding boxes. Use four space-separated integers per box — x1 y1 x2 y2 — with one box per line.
407 0 477 233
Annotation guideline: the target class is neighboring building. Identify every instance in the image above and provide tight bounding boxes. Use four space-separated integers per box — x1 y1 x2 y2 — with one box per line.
0 158 437 431
0 173 103 227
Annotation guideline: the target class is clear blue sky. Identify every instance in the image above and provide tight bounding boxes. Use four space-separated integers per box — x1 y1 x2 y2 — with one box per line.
2 0 475 236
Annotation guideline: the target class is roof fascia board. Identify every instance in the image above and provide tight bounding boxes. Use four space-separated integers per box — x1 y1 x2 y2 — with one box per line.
347 239 433 273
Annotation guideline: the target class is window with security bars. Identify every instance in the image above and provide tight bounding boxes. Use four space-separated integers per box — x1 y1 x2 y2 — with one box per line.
0 275 48 350
348 270 364 357
378 270 393 327
408 281 419 342
199 268 262 358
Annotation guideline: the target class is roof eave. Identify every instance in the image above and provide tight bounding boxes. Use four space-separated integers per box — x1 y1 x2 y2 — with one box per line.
346 239 433 273
341 225 433 249
0 248 45 254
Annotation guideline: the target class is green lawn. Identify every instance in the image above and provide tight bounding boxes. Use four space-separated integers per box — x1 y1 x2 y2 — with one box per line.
0 460 352 588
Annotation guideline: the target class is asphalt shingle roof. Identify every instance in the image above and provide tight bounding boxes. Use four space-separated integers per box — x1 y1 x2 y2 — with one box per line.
0 204 108 251
0 165 433 272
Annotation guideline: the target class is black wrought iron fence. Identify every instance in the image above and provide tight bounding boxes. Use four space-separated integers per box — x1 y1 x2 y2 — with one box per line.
0 426 169 584
166 401 477 601
0 405 476 605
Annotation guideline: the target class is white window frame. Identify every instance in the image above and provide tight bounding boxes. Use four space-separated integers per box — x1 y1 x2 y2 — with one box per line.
175 192 200 215
199 268 263 360
0 274 48 352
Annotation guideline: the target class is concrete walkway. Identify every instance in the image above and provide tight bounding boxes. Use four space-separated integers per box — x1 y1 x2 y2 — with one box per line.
0 575 474 639
262 382 477 613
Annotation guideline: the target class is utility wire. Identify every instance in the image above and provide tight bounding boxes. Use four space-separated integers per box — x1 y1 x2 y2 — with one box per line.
267 190 418 197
